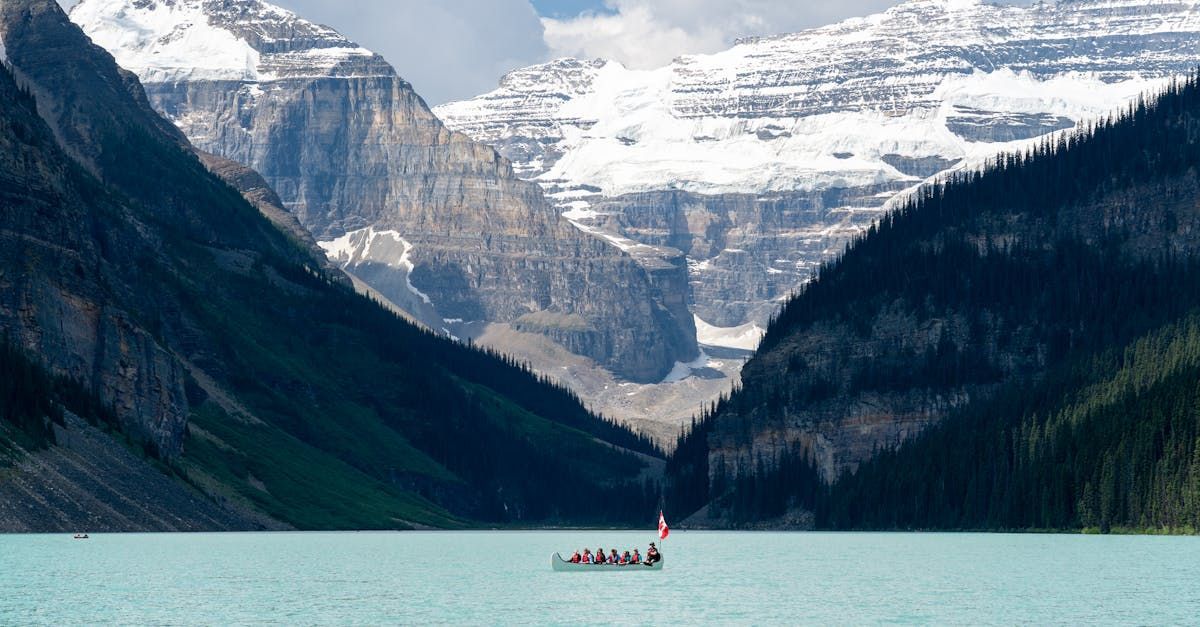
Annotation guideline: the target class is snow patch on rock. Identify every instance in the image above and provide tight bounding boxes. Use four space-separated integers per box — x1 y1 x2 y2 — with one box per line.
318 227 433 306
694 315 765 352
395 236 433 306
660 350 723 384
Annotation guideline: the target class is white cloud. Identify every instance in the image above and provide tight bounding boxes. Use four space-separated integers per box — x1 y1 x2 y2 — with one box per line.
544 4 720 69
543 0 903 68
273 0 548 105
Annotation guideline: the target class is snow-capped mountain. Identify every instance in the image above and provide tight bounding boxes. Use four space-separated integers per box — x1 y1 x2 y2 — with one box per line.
436 0 1200 327
71 0 699 384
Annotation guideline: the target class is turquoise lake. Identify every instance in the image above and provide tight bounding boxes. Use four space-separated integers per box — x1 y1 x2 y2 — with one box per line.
2 531 1198 625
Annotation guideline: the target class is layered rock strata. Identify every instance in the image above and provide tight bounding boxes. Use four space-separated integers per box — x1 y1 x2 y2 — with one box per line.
72 0 697 382
437 0 1200 329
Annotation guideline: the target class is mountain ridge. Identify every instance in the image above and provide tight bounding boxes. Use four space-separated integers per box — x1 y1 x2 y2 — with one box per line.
436 0 1200 330
72 0 699 385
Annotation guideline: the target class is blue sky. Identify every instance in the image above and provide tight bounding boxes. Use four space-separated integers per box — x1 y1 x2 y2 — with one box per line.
529 0 611 19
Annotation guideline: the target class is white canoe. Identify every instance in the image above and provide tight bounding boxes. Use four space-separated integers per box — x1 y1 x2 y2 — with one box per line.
552 553 663 571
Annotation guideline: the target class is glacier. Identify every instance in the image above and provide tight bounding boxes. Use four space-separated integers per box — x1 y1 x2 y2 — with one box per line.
436 0 1200 330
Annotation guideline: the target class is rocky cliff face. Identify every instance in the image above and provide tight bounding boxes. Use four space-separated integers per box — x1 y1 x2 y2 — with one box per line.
709 311 1002 480
72 0 697 383
0 2 188 457
584 187 889 326
436 0 1200 332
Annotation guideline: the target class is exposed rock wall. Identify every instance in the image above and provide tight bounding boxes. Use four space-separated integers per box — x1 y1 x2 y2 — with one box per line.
73 0 697 382
198 150 348 283
585 187 893 326
0 4 190 456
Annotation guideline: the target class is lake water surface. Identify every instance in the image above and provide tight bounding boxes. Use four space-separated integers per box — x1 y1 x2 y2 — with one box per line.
1 531 1198 625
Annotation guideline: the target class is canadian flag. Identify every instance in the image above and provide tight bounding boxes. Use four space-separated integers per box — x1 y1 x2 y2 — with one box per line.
658 511 670 540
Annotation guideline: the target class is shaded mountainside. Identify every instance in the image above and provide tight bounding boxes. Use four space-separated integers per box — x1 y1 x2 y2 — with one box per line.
0 0 661 531
71 0 698 384
666 72 1200 531
821 314 1200 533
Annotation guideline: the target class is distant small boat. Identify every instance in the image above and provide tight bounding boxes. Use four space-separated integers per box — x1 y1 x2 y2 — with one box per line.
73 533 89 539
551 553 662 572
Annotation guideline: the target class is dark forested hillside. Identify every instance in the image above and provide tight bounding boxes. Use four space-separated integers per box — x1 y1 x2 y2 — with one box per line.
0 0 659 531
668 71 1200 531
820 315 1200 532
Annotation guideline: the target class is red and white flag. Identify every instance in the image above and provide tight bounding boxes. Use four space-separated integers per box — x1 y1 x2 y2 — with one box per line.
658 511 670 540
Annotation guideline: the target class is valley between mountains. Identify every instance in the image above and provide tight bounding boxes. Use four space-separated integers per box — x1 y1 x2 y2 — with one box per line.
2 0 1200 532
74 0 1200 443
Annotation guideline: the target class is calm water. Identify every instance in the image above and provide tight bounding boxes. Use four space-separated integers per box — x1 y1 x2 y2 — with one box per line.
1 531 1198 625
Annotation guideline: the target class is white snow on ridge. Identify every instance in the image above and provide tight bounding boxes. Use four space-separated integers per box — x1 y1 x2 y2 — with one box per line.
70 0 385 84
71 0 261 83
316 228 366 265
436 0 1196 201
567 219 648 253
445 66 1160 200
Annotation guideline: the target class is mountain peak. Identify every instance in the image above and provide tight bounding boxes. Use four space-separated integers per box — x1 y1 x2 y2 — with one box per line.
70 0 386 83
75 0 702 386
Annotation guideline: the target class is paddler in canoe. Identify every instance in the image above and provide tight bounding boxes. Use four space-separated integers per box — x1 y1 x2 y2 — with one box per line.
553 543 659 569
643 542 661 567
553 511 668 570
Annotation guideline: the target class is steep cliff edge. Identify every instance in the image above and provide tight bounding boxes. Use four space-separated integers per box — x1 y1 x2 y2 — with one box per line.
71 0 697 383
